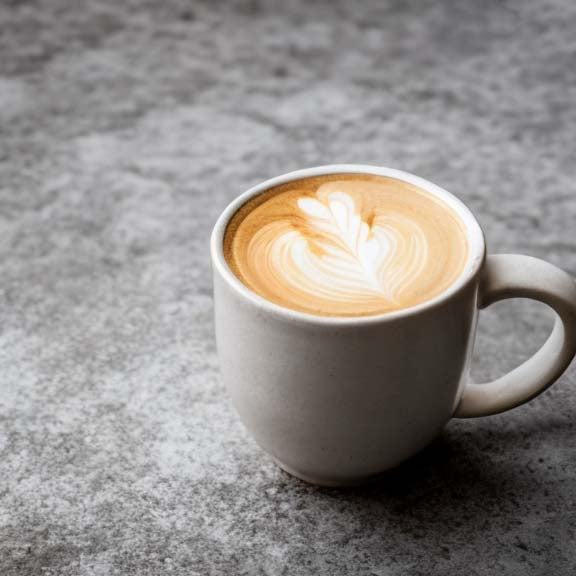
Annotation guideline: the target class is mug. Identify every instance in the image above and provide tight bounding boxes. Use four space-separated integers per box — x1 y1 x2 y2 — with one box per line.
210 165 576 486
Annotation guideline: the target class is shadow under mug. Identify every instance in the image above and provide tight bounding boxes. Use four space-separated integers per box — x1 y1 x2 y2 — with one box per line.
210 164 576 487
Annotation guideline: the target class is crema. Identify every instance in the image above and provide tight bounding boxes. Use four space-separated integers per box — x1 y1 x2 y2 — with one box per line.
224 174 468 317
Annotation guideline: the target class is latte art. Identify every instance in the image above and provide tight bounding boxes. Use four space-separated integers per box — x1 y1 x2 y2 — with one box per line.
252 191 429 307
225 174 469 317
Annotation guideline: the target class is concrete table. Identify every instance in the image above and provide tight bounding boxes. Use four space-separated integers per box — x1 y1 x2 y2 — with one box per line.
1 1 575 574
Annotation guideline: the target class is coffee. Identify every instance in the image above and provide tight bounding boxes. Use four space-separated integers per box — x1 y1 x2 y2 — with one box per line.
224 174 468 317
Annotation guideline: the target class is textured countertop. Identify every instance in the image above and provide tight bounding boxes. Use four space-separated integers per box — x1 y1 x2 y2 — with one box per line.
1 1 576 574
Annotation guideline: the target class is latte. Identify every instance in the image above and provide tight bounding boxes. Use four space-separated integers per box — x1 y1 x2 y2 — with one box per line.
224 174 468 317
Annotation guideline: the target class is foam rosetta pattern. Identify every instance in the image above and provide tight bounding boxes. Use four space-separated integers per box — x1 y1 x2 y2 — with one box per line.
250 191 429 307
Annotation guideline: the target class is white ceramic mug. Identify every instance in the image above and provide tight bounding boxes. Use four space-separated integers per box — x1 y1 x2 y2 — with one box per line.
211 165 576 486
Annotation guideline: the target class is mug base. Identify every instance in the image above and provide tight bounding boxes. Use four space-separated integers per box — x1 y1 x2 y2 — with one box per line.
272 458 382 488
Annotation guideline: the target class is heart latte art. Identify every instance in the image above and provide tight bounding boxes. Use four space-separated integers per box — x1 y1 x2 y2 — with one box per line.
224 174 469 317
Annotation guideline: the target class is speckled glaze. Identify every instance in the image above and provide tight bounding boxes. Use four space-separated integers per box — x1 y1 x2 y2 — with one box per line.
212 165 576 486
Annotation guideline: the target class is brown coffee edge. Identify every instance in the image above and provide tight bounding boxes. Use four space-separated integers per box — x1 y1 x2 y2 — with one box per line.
223 173 469 317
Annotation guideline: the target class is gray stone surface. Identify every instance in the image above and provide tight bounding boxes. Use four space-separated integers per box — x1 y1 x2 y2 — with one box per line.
1 0 575 574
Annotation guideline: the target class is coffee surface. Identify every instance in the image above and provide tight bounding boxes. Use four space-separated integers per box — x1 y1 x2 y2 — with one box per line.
224 174 468 317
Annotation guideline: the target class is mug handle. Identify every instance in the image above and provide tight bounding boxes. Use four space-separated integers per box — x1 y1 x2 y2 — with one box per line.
455 254 576 418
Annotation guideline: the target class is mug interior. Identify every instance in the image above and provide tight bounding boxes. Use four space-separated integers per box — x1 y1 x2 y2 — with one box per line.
210 164 486 325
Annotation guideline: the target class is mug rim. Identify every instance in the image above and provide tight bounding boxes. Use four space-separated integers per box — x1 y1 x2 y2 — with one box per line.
210 164 486 326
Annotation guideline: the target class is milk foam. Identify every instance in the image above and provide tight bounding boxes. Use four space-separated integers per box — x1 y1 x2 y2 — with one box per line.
253 190 429 306
225 174 468 317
